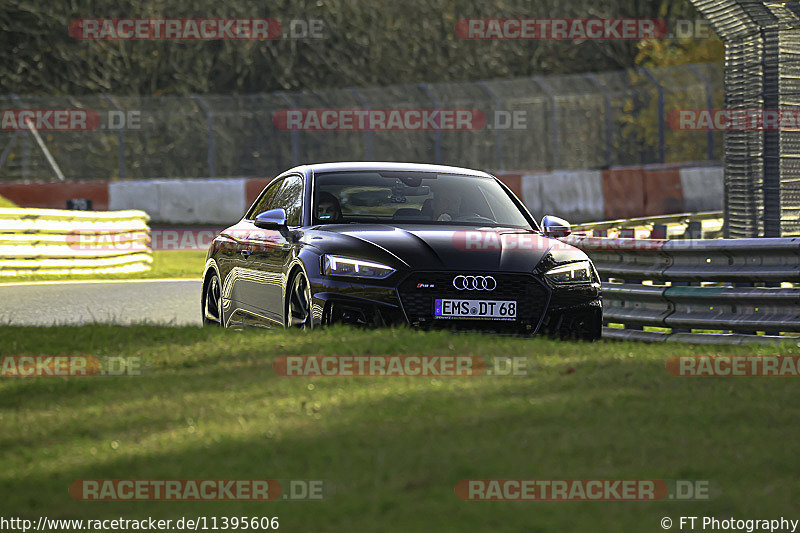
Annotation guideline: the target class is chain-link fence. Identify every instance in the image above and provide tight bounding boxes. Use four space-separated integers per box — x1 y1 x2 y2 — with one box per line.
0 62 723 181
692 0 800 238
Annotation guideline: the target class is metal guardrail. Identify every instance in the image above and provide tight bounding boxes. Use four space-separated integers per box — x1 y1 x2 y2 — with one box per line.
0 208 152 276
562 234 800 345
572 211 724 239
572 211 722 232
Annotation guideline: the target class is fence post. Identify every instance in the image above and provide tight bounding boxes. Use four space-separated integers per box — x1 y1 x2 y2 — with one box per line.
9 94 30 180
0 133 19 175
349 88 374 160
687 64 715 161
191 95 217 178
585 74 613 169
638 68 665 164
532 77 559 169
101 95 126 180
276 92 300 167
417 82 442 164
762 29 782 238
476 81 504 169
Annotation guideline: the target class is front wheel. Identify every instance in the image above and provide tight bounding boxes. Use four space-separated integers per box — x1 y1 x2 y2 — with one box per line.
203 273 224 327
286 270 312 329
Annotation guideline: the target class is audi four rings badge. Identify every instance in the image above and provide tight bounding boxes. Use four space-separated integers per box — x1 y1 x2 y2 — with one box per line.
453 275 497 290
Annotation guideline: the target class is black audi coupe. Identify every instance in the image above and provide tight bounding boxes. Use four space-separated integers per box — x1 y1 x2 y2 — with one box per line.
202 162 602 339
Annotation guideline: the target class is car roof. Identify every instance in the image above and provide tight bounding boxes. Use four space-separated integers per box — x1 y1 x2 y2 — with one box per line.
283 161 495 179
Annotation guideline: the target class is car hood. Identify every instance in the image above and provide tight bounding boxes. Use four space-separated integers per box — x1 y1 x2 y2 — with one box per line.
302 224 559 272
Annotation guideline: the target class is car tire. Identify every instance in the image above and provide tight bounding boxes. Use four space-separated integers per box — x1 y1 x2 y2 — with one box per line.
203 272 224 327
286 269 312 329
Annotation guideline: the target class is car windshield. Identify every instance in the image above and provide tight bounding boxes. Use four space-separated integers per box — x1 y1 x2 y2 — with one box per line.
313 171 532 228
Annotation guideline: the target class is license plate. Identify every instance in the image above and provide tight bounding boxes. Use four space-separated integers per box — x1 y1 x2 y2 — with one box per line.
434 299 516 320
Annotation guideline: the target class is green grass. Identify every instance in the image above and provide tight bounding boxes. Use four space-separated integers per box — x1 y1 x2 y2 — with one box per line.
1 326 799 531
2 250 206 283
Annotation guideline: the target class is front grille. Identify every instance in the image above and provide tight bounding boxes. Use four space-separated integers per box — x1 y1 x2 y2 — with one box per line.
397 272 550 333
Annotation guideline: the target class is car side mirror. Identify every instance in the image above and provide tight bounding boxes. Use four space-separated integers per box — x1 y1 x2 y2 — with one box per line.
541 215 571 238
254 208 288 230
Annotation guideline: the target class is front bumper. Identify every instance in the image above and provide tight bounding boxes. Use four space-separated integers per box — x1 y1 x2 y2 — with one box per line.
309 270 601 334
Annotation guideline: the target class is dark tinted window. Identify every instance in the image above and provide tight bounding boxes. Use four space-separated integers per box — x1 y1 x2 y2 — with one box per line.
313 171 531 228
247 178 284 219
270 175 304 226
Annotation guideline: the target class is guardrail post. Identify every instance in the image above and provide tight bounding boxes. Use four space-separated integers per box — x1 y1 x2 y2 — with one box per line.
417 82 442 164
621 231 644 331
734 281 757 335
192 95 217 177
682 222 704 294
685 221 702 239
102 95 127 180
590 229 610 283
638 68 665 164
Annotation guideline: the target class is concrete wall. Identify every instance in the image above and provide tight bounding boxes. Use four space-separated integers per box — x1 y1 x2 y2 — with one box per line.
3 163 724 224
109 178 247 224
679 166 725 213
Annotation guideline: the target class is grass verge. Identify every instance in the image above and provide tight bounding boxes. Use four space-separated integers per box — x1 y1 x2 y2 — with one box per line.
1 326 799 531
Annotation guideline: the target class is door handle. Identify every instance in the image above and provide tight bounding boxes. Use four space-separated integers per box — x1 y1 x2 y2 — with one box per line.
240 249 252 258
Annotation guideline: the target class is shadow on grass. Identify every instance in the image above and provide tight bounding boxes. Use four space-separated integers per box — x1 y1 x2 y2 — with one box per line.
2 349 799 532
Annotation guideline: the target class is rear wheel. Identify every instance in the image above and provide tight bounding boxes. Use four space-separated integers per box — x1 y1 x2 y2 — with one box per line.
286 270 312 329
203 273 224 327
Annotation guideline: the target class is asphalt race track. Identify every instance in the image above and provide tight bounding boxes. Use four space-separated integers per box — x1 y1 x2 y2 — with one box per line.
0 280 202 326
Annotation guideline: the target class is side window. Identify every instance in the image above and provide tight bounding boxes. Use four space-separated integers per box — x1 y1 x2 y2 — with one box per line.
247 178 284 219
269 175 304 226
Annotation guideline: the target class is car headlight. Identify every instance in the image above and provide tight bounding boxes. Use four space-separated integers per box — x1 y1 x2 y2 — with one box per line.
322 255 395 279
545 260 593 284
